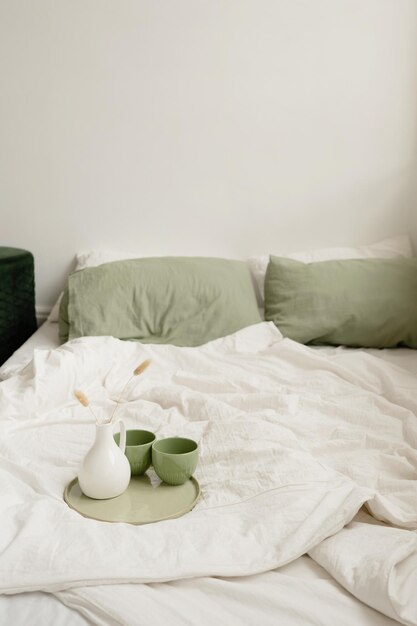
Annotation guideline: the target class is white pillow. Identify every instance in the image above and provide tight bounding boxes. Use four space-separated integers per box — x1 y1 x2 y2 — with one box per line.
75 249 140 272
248 234 413 306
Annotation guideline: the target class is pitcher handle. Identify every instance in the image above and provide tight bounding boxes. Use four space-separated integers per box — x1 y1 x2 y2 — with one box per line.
117 420 126 453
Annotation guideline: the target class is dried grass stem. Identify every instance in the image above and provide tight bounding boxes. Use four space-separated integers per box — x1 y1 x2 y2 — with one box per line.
74 390 100 424
109 359 152 423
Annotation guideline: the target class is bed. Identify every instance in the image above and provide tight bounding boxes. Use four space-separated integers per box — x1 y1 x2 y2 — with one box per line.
0 238 416 626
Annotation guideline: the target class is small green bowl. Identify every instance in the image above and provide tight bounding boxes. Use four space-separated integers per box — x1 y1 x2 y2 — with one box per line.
114 429 156 476
152 437 198 486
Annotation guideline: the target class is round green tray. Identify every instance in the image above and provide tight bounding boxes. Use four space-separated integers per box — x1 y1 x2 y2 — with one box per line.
64 472 201 525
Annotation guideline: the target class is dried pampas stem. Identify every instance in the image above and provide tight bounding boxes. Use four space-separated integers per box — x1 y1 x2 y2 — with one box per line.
74 390 100 424
74 390 89 407
109 359 152 423
134 359 151 376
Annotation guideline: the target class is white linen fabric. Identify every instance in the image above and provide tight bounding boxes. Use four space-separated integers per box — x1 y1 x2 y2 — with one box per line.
55 555 401 626
75 248 143 273
0 323 416 626
310 510 417 626
0 321 59 381
3 319 417 381
0 592 88 626
0 556 402 626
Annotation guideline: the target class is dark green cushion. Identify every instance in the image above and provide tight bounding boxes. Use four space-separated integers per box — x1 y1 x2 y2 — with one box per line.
264 256 417 348
59 257 261 346
0 247 37 364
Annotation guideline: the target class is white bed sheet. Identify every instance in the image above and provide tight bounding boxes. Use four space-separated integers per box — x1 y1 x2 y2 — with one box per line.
0 592 88 626
3 320 417 380
1 322 415 626
0 552 401 626
0 320 59 381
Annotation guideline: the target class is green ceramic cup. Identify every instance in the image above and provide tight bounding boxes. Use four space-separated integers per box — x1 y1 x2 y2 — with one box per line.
152 437 199 486
114 429 156 476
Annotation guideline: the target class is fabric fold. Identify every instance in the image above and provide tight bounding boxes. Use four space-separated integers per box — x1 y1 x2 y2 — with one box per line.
309 510 417 626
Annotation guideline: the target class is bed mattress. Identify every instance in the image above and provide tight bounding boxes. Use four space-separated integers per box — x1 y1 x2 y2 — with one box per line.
0 321 415 626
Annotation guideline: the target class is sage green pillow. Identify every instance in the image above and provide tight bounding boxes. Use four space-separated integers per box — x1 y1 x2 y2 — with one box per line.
264 256 417 348
59 257 261 346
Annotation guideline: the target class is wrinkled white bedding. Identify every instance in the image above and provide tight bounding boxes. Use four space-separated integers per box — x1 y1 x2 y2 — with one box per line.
55 555 402 626
0 320 59 381
0 323 416 625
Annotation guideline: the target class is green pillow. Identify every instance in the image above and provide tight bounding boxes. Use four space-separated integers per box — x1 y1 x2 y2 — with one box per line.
264 256 417 348
59 257 261 346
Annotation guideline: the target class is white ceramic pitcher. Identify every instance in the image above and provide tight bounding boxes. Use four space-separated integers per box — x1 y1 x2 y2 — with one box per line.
78 421 131 499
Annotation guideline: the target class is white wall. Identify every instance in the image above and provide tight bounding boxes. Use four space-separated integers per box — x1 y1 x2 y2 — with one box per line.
412 207 417 252
1 0 417 311
411 175 417 252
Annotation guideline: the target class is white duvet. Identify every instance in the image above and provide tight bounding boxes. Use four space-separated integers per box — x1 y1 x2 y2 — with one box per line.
0 323 416 625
